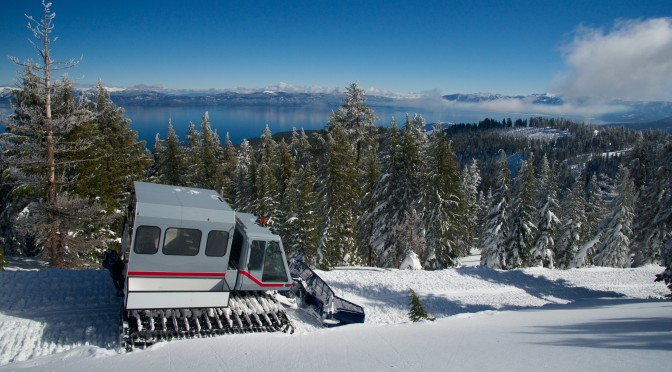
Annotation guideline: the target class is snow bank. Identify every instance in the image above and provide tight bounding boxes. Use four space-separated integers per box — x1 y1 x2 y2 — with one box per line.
0 260 669 370
318 265 667 326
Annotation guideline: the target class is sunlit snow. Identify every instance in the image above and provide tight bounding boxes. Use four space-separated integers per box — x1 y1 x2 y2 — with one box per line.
0 256 669 371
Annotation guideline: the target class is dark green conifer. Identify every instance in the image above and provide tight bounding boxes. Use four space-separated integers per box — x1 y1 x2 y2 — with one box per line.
408 288 434 322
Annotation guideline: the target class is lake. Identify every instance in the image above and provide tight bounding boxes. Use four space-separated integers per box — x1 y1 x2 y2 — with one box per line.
0 103 532 146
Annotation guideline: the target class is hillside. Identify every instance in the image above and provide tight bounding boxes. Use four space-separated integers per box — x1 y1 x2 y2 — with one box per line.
0 258 669 371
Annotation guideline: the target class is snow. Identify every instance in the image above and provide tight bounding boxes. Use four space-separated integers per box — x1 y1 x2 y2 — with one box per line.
0 257 669 371
399 251 422 270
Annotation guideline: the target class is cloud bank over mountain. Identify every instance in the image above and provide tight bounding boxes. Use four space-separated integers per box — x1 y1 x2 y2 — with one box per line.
554 17 672 102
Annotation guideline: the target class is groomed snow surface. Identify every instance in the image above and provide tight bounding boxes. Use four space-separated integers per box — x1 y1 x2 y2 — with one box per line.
0 256 670 371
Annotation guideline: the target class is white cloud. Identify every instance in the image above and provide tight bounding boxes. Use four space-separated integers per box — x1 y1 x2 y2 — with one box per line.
392 93 628 122
553 18 672 101
443 97 627 120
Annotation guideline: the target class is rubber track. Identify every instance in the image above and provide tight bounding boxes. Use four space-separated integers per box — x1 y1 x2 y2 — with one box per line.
121 292 294 351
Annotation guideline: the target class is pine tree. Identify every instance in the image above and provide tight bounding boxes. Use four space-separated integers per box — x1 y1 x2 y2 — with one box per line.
529 156 559 268
327 82 376 163
275 140 297 246
220 132 238 203
568 173 606 267
423 128 462 268
480 150 510 269
593 166 636 268
366 116 425 268
364 118 401 267
585 174 605 245
507 157 537 268
655 241 672 299
195 112 224 191
79 81 149 210
632 141 671 266
408 288 434 322
233 140 255 211
461 159 482 260
357 149 381 266
286 163 321 265
555 175 587 269
155 120 187 185
3 2 105 267
394 208 427 268
252 125 280 222
184 121 201 186
318 123 361 269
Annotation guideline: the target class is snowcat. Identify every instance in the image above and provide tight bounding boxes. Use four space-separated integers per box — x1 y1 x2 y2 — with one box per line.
117 182 294 350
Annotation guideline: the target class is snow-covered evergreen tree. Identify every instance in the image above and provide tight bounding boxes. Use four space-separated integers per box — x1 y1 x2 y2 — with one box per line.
529 156 559 268
154 120 187 186
194 112 224 191
363 118 400 266
506 157 536 268
78 82 149 209
593 165 636 268
285 163 321 266
394 208 427 269
233 139 255 212
184 121 201 186
365 117 426 268
3 3 109 267
318 123 361 269
480 151 510 269
274 140 297 249
631 140 671 266
423 127 462 268
461 159 481 261
252 125 280 223
327 82 376 163
555 175 587 269
220 133 238 203
584 174 605 245
656 241 672 299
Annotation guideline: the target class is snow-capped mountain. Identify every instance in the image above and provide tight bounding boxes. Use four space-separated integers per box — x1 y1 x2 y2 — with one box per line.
1 86 671 127
443 92 567 106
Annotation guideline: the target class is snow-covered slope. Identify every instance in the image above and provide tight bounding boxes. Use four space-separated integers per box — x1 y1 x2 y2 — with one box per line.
0 259 669 371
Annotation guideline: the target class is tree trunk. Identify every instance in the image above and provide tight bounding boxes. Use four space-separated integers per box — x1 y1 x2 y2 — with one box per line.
42 3 61 268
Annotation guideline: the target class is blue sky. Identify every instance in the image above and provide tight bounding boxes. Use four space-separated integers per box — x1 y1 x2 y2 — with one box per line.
1 0 670 100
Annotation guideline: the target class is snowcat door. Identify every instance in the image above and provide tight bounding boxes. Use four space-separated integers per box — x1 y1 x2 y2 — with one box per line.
239 240 291 290
225 227 246 291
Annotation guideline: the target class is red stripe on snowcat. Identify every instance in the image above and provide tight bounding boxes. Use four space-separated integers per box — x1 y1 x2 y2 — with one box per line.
128 271 226 278
240 271 291 288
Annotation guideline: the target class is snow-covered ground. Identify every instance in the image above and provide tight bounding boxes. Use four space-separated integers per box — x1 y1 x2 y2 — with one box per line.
0 257 669 371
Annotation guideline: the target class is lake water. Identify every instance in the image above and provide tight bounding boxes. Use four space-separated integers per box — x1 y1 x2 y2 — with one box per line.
0 103 531 145
122 104 529 145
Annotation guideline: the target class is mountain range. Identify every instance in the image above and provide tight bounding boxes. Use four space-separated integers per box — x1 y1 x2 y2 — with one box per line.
1 86 671 129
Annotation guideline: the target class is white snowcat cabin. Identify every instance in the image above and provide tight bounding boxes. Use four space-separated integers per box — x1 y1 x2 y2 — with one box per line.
228 213 292 291
122 182 292 310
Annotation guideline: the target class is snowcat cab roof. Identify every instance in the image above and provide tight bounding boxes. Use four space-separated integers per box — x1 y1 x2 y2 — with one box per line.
133 181 235 226
235 212 281 240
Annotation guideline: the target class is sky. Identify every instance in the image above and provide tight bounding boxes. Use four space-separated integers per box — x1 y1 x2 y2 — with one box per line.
1 0 671 101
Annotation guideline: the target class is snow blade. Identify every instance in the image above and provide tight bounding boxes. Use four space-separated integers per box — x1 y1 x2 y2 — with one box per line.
286 261 365 326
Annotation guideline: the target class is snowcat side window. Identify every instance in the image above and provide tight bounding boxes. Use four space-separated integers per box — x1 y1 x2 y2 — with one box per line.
227 228 244 269
163 228 201 256
206 230 229 257
249 240 265 271
262 241 288 282
133 226 161 254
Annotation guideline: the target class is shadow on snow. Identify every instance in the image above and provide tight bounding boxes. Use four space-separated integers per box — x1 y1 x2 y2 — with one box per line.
0 269 121 349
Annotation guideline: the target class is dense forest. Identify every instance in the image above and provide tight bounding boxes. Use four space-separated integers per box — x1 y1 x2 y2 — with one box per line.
0 2 670 298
